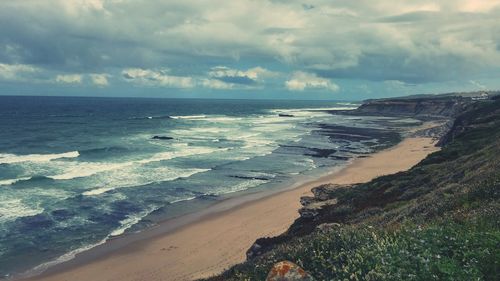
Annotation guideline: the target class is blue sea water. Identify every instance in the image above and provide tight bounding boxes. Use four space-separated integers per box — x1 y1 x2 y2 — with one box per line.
0 96 415 277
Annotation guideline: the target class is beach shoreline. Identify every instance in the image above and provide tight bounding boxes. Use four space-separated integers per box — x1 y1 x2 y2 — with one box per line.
21 132 439 281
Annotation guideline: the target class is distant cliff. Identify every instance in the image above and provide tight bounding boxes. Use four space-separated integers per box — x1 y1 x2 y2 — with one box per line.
341 91 499 119
333 96 470 119
354 98 466 118
203 95 500 281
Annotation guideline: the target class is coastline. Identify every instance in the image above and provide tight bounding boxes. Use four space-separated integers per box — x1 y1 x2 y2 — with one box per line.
21 135 439 281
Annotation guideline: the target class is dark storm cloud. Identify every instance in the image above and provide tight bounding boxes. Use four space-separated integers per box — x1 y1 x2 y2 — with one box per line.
0 0 499 91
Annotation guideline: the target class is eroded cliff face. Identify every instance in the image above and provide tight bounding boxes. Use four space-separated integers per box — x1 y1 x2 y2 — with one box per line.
349 97 468 119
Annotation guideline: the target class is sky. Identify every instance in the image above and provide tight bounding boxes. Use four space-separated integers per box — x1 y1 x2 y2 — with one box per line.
0 0 500 100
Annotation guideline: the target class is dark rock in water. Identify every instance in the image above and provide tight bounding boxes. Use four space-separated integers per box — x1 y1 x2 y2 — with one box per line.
279 113 295 117
230 175 270 181
266 261 315 281
152 136 174 140
304 147 337 158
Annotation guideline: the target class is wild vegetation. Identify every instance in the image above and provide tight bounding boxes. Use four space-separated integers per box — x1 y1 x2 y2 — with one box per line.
204 98 500 281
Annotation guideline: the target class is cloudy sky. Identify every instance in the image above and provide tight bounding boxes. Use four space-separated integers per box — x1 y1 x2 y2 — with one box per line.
1 0 499 100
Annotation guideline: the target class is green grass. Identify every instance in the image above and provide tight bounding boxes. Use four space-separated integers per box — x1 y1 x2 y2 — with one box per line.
216 218 499 281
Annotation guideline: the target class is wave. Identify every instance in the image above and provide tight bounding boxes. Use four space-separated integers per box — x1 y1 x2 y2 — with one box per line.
109 206 157 237
171 115 245 123
78 146 128 156
169 196 197 204
27 238 107 277
169 115 207 119
0 151 79 165
213 178 267 196
0 177 32 186
129 115 172 120
26 205 159 277
136 145 227 164
0 176 53 186
46 145 222 181
21 175 265 277
48 162 128 180
82 168 210 196
27 211 147 276
0 199 44 224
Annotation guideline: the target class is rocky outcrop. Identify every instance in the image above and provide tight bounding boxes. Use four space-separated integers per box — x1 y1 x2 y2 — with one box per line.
152 136 174 140
266 261 315 281
437 99 500 146
298 184 347 219
246 184 356 260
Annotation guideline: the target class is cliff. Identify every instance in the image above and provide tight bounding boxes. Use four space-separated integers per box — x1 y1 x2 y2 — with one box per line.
203 96 500 281
350 97 466 118
339 91 500 119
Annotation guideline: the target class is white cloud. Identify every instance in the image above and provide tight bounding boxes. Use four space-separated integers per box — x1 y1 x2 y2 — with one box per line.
0 63 37 81
208 66 277 81
204 66 278 89
122 68 194 88
55 74 82 84
90 73 110 86
201 78 234 89
285 71 339 92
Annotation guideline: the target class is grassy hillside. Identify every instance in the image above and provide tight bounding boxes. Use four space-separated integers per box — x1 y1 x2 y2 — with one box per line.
204 99 500 281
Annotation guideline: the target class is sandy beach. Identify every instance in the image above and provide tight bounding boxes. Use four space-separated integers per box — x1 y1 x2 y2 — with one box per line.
25 135 439 281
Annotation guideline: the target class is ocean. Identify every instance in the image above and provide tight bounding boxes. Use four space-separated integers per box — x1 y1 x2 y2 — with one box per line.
0 96 416 278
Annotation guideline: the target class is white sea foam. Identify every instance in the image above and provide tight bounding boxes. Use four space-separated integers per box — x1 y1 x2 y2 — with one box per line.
169 196 197 204
109 206 158 237
171 114 244 123
169 127 231 138
293 158 317 169
48 162 128 180
0 199 44 224
202 116 243 122
214 179 266 195
0 151 79 164
170 115 207 119
82 168 210 196
137 146 226 164
47 146 221 181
